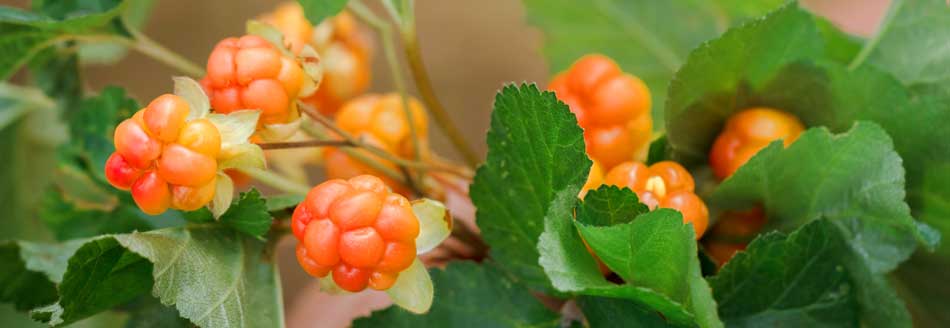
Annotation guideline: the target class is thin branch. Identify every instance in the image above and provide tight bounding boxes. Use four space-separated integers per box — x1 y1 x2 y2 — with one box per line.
258 139 353 150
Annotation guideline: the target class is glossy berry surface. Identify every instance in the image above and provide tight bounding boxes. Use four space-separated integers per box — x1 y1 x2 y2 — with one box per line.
709 107 804 179
604 161 709 239
105 94 221 215
292 175 420 292
202 35 305 126
263 3 372 115
549 54 652 170
324 93 429 195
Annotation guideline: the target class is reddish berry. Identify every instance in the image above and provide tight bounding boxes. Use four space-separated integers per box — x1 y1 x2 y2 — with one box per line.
202 35 306 126
105 94 224 215
292 175 420 292
605 161 709 239
549 54 652 170
709 108 804 179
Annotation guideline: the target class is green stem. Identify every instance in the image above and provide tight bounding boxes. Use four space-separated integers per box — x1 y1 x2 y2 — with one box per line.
61 32 204 78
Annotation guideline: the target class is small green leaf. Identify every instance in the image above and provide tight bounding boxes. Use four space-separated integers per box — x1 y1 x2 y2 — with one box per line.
576 185 648 227
709 220 858 327
646 135 671 165
182 189 272 239
353 262 560 328
470 83 589 291
297 0 347 25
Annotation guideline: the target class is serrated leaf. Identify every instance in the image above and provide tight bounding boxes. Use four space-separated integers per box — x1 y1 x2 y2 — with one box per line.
709 220 858 327
186 188 272 239
297 0 347 25
0 240 84 311
576 185 648 227
470 83 590 292
353 262 560 328
33 227 285 328
665 4 824 161
523 0 786 124
711 122 919 327
538 190 712 327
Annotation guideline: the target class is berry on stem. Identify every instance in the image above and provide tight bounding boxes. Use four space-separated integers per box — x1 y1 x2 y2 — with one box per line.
604 161 709 239
292 175 420 292
549 54 652 170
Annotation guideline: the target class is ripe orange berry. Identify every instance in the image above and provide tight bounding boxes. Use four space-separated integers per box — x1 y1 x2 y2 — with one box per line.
580 161 603 199
604 161 709 239
105 94 225 215
709 108 804 179
549 54 652 170
202 35 306 126
324 94 429 195
292 175 420 292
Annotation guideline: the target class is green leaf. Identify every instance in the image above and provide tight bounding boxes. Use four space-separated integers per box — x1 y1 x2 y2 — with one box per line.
709 220 858 327
539 193 721 327
33 226 285 328
577 296 681 328
711 122 919 327
123 295 191 328
665 4 825 161
39 190 153 241
522 0 786 123
470 83 589 291
0 83 66 241
71 86 140 180
577 185 649 227
180 189 273 239
863 0 950 89
353 261 560 328
264 194 303 212
297 0 347 25
0 2 128 80
646 135 671 165
0 240 85 311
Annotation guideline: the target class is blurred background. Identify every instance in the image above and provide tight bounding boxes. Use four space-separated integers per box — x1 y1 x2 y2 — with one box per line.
2 0 889 326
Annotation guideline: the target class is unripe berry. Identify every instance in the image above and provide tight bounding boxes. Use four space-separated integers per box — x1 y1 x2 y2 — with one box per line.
605 161 708 239
292 175 420 292
324 94 429 195
550 54 652 170
709 108 804 179
202 35 306 126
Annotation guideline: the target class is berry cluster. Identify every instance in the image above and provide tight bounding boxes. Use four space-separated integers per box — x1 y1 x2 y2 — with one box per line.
201 35 307 127
549 54 653 170
324 93 429 195
293 175 420 292
105 94 221 215
263 3 372 115
604 161 709 239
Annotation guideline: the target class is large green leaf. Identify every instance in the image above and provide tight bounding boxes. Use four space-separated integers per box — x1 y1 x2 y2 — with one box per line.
0 2 127 80
664 4 825 161
711 122 921 327
708 220 858 327
862 0 950 89
522 0 786 123
0 240 86 311
577 296 680 328
352 262 560 328
538 198 721 327
576 185 648 227
30 226 284 328
470 83 590 291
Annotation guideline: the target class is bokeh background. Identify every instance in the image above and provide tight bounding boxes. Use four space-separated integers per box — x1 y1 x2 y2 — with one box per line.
2 0 889 326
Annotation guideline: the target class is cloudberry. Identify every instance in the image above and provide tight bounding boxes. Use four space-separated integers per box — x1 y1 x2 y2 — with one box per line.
201 35 307 126
324 94 429 195
549 54 652 170
292 175 420 292
604 161 709 239
709 107 804 179
105 94 222 214
262 3 372 115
